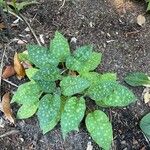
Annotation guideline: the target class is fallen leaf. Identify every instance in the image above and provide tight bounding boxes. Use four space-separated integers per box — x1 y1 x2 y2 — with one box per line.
2 93 15 124
0 22 6 30
17 39 27 45
143 88 150 104
14 52 25 80
2 65 16 79
137 15 146 26
22 61 33 69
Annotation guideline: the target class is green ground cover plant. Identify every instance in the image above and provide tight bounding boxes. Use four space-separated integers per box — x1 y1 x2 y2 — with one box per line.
12 31 136 150
125 72 150 139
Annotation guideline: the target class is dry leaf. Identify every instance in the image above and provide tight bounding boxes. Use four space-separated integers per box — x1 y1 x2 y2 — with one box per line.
137 15 146 26
2 65 16 79
0 22 6 30
143 88 150 104
22 61 32 69
2 93 15 124
14 52 26 80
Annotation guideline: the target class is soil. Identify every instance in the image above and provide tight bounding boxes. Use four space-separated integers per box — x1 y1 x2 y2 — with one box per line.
0 0 150 149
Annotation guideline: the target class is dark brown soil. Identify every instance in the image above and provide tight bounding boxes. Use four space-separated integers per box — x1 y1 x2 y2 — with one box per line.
0 0 150 149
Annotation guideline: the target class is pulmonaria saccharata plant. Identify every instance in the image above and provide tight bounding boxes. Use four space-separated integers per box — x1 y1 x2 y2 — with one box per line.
12 31 136 150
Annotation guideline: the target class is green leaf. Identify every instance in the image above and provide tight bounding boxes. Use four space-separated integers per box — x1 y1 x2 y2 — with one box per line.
81 72 100 85
36 80 56 93
18 52 30 62
27 44 58 68
80 52 102 73
17 102 39 119
87 81 136 107
50 31 70 62
99 73 117 81
73 45 93 61
125 72 150 87
86 110 113 150
147 1 150 11
7 1 38 11
32 66 61 81
25 68 38 81
37 94 62 134
140 113 150 138
66 56 82 71
12 82 41 104
61 97 86 138
81 72 117 85
66 51 102 73
60 76 90 96
0 0 4 6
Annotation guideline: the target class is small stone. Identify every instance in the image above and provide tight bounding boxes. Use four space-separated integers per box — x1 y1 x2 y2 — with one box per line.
71 37 77 43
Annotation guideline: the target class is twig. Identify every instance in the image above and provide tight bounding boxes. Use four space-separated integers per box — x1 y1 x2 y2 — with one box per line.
3 9 23 21
19 13 41 46
2 79 18 87
59 0 66 11
0 129 19 138
0 45 6 101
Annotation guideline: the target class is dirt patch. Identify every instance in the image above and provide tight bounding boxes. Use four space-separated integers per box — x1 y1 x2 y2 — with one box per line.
0 0 150 149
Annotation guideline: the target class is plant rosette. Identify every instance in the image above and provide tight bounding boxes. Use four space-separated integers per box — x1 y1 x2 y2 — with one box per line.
12 31 136 150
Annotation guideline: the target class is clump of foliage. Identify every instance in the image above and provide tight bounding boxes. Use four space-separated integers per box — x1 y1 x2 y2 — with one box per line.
12 31 136 150
0 0 38 12
125 72 150 139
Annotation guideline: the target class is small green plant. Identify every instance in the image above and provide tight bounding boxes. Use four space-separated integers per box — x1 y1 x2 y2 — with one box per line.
12 31 136 150
125 72 150 139
125 72 150 87
0 0 38 12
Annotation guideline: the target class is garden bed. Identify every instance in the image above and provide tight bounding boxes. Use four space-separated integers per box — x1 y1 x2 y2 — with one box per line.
0 0 150 149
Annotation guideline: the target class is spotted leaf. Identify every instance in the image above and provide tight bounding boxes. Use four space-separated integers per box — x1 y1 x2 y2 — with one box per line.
36 80 56 93
73 45 93 61
99 73 117 81
87 81 136 107
12 82 41 104
27 44 58 68
37 94 62 134
32 66 61 81
50 31 70 62
80 52 102 73
61 97 86 138
86 110 113 150
66 51 102 73
81 72 100 85
60 76 90 96
17 102 39 119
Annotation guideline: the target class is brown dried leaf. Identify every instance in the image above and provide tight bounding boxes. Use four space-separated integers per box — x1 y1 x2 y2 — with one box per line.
2 65 16 79
0 22 6 30
14 52 25 80
137 15 146 26
144 89 150 104
2 93 15 124
22 61 33 69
